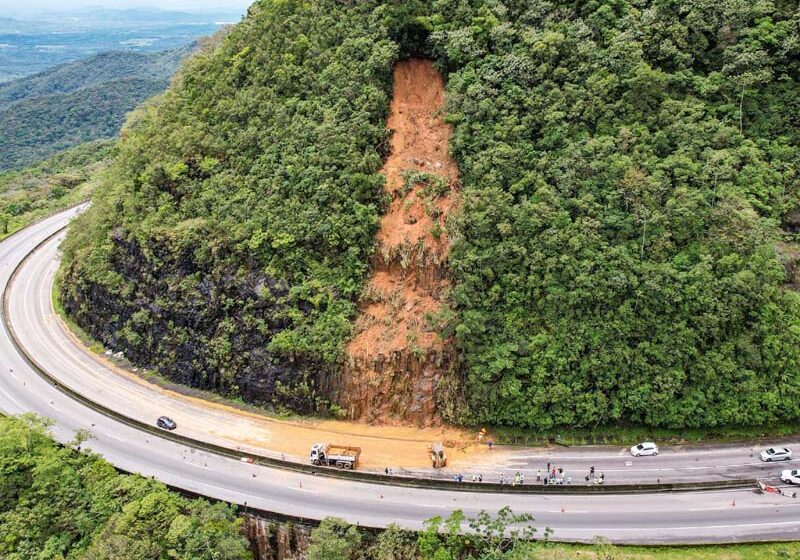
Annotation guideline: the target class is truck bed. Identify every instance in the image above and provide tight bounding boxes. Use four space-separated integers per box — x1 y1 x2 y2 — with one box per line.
325 445 361 458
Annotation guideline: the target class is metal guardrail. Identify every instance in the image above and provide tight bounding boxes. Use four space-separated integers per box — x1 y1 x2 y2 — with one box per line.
0 214 759 496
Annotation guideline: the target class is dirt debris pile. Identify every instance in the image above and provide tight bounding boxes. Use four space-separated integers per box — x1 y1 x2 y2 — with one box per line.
339 59 460 426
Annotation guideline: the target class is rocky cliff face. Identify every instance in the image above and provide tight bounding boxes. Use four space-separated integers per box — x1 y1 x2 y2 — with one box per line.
60 228 329 413
243 517 311 560
339 59 462 426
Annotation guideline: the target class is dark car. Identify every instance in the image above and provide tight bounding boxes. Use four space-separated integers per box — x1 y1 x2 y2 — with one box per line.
156 416 177 430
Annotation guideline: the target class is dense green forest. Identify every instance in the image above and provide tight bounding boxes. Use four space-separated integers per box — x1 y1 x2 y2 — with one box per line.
442 0 800 428
305 510 544 560
61 0 800 429
0 140 113 238
303 515 800 560
0 414 251 559
0 47 195 171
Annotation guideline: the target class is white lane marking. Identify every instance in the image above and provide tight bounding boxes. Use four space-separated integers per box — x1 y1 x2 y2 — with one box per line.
194 482 252 500
486 461 766 473
289 487 317 494
593 462 764 473
690 503 800 512
513 454 637 460
104 432 125 442
0 386 24 409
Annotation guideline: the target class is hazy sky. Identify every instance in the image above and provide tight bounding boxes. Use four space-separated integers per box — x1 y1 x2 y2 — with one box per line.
1 0 252 17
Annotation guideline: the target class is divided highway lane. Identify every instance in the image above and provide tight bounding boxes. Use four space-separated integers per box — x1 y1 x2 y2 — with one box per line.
2 207 800 544
476 446 795 485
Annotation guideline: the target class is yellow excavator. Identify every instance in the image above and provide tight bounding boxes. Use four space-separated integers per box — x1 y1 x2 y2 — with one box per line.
428 442 447 468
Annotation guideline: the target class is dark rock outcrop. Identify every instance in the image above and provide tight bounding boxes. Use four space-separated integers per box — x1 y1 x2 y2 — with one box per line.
61 230 329 413
243 517 311 560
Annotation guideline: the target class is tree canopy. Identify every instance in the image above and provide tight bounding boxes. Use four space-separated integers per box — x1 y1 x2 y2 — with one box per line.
61 0 800 429
0 414 251 560
0 46 195 171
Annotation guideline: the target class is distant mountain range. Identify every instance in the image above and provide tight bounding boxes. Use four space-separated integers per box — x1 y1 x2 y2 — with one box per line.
3 7 244 29
30 7 244 28
0 17 42 33
0 7 242 83
0 46 191 110
0 44 196 171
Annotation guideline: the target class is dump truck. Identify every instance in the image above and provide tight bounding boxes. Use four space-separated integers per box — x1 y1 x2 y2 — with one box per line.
429 442 447 468
309 443 361 470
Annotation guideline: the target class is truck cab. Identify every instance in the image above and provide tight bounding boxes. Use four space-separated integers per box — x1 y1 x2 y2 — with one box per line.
310 443 326 465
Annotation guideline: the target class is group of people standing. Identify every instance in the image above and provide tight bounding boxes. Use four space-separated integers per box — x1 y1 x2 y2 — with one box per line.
453 473 484 483
531 463 606 485
585 465 605 484
537 462 572 485
498 471 525 485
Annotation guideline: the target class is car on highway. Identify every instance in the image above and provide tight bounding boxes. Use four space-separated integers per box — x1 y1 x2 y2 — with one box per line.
781 469 800 484
761 447 792 462
630 442 658 457
156 416 177 430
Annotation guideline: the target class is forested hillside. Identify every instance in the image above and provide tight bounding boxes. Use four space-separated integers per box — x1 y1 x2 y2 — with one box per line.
0 414 250 559
0 46 196 171
0 48 192 109
0 140 113 238
61 0 800 430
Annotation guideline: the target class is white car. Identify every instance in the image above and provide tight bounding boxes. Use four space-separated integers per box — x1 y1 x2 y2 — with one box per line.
761 447 792 462
630 442 658 457
781 469 800 484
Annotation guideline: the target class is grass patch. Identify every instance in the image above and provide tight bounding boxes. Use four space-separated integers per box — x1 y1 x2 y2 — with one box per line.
535 541 800 559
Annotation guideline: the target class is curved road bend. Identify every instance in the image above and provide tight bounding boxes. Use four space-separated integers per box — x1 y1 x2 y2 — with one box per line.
12 211 800 485
1 208 800 544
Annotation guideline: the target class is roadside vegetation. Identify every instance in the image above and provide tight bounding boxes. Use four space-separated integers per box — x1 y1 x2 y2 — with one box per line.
0 140 114 239
0 414 251 560
60 0 800 432
306 512 800 560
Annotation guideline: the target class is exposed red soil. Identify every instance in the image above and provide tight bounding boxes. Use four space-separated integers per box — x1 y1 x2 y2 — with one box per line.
339 58 460 426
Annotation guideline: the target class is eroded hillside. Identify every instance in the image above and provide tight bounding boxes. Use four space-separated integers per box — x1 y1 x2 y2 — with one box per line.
340 59 459 426
60 0 800 431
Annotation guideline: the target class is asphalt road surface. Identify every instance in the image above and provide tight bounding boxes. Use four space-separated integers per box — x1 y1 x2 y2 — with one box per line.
1 207 800 544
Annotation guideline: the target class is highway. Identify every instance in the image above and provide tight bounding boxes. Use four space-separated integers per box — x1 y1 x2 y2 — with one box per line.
10 209 800 485
2 207 800 544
